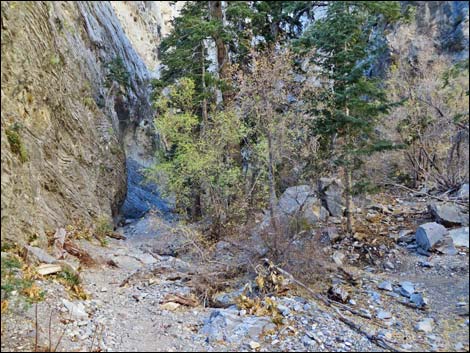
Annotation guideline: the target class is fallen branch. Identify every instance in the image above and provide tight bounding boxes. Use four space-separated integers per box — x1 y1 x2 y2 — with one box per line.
162 293 199 307
383 183 468 206
262 259 400 351
332 306 402 352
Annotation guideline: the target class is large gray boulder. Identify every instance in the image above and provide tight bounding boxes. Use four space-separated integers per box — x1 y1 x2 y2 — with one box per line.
428 202 469 227
415 222 448 251
278 185 328 224
318 178 344 217
448 227 469 248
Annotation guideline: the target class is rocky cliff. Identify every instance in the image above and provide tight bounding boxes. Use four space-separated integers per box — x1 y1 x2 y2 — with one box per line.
0 1 168 246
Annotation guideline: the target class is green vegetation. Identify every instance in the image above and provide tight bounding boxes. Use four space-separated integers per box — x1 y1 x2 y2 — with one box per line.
5 123 28 163
94 216 113 246
1 254 45 310
105 57 130 89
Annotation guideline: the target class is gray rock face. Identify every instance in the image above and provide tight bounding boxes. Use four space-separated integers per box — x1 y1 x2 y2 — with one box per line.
428 203 469 227
1 1 158 246
201 309 276 343
277 185 328 225
415 222 448 251
448 227 469 248
121 159 174 219
318 178 344 217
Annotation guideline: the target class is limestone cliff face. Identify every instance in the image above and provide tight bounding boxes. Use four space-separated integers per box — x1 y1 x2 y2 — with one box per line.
0 1 168 245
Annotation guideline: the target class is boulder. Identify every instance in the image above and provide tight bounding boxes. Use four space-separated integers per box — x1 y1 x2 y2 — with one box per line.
201 309 276 343
318 178 344 217
277 185 328 224
428 203 469 227
25 246 56 264
456 184 469 200
448 227 469 248
415 222 448 251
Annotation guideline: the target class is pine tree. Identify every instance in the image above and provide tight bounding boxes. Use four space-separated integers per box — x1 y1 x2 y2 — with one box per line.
295 1 402 233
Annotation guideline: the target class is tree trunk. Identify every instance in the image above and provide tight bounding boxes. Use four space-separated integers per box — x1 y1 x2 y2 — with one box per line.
344 106 353 234
344 165 353 234
209 1 229 101
267 133 278 228
201 44 208 135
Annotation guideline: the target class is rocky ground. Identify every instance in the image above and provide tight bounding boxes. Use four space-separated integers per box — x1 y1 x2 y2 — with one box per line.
1 188 469 352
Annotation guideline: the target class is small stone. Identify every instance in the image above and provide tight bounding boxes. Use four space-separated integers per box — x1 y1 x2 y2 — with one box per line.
62 299 88 320
418 260 434 268
384 261 395 270
278 304 291 317
249 341 260 349
455 342 464 350
415 318 434 333
401 343 413 350
378 281 393 292
161 302 180 311
332 251 346 266
456 302 467 307
101 287 107 292
376 310 392 320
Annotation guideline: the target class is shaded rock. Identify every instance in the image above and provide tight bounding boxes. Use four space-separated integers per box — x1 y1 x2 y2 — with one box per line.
201 310 276 343
428 203 469 227
398 229 415 243
456 184 469 200
318 178 344 217
25 246 56 264
415 222 448 251
434 236 458 255
52 228 67 259
328 284 350 303
378 281 393 292
448 227 469 248
415 318 434 333
399 281 415 297
410 293 428 308
323 226 341 242
212 288 244 308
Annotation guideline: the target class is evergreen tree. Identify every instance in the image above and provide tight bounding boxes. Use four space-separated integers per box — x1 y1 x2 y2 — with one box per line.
295 1 402 233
